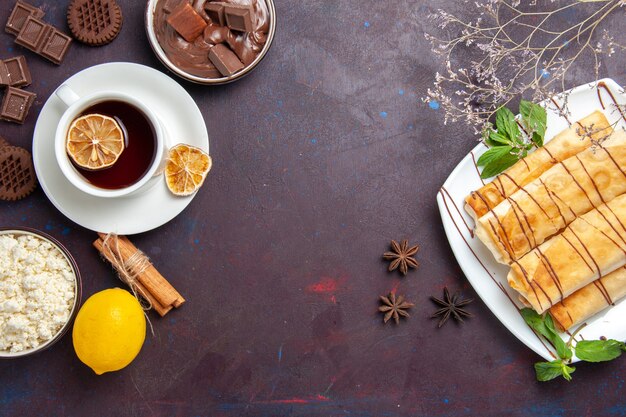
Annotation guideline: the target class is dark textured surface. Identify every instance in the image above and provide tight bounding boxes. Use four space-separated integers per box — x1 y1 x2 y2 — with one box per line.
0 1 625 416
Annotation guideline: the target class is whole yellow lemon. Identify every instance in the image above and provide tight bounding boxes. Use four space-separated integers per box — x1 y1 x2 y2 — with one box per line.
72 288 146 375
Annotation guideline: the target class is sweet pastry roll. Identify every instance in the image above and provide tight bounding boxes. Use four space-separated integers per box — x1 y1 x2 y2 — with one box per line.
476 129 626 264
465 111 612 220
508 193 626 313
549 266 626 331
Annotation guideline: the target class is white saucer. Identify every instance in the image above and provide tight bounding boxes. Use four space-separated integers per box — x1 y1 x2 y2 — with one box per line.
33 62 209 235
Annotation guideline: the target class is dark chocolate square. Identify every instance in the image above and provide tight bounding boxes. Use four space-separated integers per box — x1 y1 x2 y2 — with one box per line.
166 3 208 42
39 29 72 65
5 1 45 36
208 44 244 76
0 87 36 124
224 4 252 32
162 0 183 14
204 2 226 26
15 16 50 51
0 63 9 87
0 61 11 87
192 0 210 21
3 56 31 87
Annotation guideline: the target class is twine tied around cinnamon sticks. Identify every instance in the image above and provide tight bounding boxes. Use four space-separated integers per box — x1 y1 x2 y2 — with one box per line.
93 233 185 317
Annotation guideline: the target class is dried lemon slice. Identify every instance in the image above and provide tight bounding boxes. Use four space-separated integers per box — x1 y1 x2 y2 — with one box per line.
165 144 212 196
66 113 125 170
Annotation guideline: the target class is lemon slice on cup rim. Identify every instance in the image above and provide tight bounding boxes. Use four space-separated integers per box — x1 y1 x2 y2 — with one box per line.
66 113 125 170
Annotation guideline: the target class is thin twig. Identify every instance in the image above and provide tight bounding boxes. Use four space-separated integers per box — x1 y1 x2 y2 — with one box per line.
424 0 626 137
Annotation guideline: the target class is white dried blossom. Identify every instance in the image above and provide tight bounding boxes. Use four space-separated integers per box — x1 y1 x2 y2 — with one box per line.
424 0 626 138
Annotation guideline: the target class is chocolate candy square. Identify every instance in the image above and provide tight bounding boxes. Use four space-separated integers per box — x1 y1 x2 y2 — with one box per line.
40 28 72 65
166 3 207 42
15 16 50 51
192 0 210 21
0 87 36 124
14 16 71 65
0 64 10 87
204 2 226 26
224 4 253 32
5 1 45 36
3 56 31 87
162 0 183 14
208 44 244 76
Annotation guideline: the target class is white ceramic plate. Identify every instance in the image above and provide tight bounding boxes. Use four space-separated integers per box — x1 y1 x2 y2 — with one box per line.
33 62 209 235
437 78 626 362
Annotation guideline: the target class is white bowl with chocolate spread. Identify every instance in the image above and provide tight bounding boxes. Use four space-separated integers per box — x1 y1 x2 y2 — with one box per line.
146 0 276 84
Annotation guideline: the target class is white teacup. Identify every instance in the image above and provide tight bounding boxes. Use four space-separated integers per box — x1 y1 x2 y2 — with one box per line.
54 85 167 198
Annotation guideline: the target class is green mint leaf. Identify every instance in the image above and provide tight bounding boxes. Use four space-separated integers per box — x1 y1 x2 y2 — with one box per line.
520 309 572 360
477 145 512 167
495 107 511 134
521 308 549 334
480 151 518 179
575 339 626 362
484 139 498 148
520 100 547 146
495 107 517 140
506 116 521 144
480 102 546 180
532 132 544 148
561 362 576 381
545 314 572 360
520 149 528 159
489 131 512 145
534 360 575 382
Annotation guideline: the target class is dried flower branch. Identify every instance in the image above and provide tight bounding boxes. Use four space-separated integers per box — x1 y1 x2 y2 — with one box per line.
424 0 626 137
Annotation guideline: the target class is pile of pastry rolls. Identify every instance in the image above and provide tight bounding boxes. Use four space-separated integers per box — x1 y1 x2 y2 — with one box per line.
467 111 626 331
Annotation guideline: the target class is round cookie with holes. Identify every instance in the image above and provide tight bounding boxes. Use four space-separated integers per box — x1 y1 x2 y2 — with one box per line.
0 146 37 201
67 0 123 46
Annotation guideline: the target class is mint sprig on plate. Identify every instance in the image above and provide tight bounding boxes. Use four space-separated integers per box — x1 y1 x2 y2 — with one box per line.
478 100 547 179
521 308 626 381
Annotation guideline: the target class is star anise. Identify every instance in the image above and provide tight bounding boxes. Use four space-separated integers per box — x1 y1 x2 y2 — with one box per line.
383 239 419 275
379 293 415 324
430 287 474 328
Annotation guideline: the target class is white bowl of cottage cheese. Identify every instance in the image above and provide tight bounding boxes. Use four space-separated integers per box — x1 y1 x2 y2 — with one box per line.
0 228 81 358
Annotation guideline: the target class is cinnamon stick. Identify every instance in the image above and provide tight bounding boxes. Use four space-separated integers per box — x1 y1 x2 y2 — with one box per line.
93 233 185 314
93 238 174 316
135 280 173 317
103 234 182 306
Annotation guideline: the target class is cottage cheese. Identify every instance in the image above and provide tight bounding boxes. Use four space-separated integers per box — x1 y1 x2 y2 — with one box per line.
0 233 75 353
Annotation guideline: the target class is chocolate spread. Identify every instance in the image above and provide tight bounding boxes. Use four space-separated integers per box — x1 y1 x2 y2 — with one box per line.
153 0 270 78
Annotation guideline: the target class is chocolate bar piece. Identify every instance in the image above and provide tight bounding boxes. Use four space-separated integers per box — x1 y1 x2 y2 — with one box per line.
39 28 72 65
208 44 244 76
162 0 182 14
204 2 226 26
0 64 9 87
3 56 31 87
166 3 207 42
224 4 253 32
14 16 71 65
192 0 210 21
5 1 45 36
15 16 50 51
0 87 36 124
